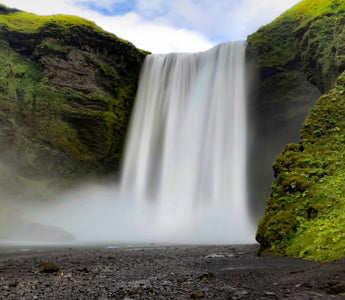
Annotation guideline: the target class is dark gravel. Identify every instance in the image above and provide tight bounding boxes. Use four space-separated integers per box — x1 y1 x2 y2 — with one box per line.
0 244 344 299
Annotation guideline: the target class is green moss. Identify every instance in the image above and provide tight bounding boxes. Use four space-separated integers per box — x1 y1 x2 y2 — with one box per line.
0 22 121 178
286 0 345 28
249 0 345 261
247 18 298 67
0 9 101 33
35 39 71 58
48 120 90 160
248 0 345 91
0 42 90 162
0 3 146 198
257 70 345 261
99 63 120 80
287 209 345 261
0 3 134 51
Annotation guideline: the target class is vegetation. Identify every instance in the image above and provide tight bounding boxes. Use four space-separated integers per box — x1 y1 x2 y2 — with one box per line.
248 0 345 91
0 3 147 196
253 0 345 261
257 72 345 261
285 0 345 28
0 11 97 33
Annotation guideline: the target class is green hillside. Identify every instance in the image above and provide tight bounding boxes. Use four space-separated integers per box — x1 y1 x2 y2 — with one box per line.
0 4 147 198
252 0 345 261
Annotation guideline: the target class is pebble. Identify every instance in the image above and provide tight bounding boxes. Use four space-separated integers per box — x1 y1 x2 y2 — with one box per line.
265 291 277 296
0 244 341 299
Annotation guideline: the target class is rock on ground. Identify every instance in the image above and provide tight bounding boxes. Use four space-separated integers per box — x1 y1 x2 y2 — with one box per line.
0 244 344 299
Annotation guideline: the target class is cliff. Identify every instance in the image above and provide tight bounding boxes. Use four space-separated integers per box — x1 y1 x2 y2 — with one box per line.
0 4 147 197
250 0 345 261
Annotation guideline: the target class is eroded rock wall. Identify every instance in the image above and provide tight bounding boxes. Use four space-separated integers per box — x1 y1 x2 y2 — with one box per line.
249 0 345 261
0 5 147 197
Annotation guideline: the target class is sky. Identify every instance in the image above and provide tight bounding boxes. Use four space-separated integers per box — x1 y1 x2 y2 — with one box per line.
1 0 301 53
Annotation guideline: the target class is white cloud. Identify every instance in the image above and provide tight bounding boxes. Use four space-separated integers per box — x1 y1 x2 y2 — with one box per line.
93 12 213 53
0 0 301 53
1 0 74 15
232 0 302 37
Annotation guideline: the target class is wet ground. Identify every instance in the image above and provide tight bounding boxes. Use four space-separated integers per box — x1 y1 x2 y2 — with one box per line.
0 244 344 299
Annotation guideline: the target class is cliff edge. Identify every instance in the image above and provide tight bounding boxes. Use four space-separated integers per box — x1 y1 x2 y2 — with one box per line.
250 0 345 261
0 4 147 197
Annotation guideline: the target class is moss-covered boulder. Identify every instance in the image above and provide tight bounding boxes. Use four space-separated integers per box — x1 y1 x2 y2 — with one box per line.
0 4 147 197
253 0 345 261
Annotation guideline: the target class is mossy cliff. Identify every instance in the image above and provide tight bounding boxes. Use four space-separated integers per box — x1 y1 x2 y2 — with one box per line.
0 4 147 197
249 0 345 261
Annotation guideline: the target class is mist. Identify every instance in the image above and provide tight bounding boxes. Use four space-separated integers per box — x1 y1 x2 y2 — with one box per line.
0 42 257 247
0 182 255 246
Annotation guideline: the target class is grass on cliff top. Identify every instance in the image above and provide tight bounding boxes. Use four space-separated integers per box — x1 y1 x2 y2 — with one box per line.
285 0 345 27
0 8 99 33
0 3 97 33
0 3 133 46
248 0 345 67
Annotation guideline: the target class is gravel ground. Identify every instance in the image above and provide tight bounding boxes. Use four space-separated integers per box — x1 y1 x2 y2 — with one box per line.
0 244 344 299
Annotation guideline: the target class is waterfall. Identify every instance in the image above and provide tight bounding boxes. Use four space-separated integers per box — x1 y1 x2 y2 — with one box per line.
13 42 255 245
120 41 255 243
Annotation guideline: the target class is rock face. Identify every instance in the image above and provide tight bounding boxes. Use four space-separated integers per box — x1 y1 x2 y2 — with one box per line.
246 1 322 219
0 4 147 197
251 0 345 261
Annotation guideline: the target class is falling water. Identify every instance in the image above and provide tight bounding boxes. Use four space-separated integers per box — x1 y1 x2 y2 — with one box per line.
2 42 255 245
120 41 255 243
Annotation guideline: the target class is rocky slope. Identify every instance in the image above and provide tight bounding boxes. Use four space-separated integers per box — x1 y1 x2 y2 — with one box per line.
250 0 345 261
0 4 147 198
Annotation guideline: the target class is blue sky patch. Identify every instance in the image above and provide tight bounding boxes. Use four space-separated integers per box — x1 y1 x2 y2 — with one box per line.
76 0 137 16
